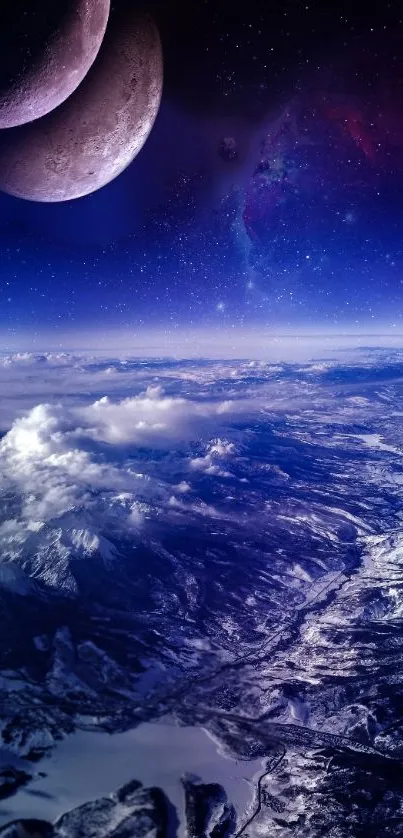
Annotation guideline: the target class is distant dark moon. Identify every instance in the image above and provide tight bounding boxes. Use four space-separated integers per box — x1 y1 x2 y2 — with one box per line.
0 0 110 129
219 137 238 161
0 8 163 202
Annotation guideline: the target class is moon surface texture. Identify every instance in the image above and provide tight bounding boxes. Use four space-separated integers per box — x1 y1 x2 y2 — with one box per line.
0 9 163 202
0 0 111 129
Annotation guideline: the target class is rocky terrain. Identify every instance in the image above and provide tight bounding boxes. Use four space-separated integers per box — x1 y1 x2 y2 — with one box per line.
1 350 403 834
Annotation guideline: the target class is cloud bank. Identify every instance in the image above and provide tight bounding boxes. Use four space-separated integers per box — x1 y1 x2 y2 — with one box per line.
0 367 255 591
0 348 397 596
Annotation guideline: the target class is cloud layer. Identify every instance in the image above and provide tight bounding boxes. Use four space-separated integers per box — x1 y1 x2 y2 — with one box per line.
0 362 256 591
0 348 399 598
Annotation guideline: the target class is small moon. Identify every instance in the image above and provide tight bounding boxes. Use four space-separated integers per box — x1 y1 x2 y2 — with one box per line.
0 8 163 202
0 0 110 129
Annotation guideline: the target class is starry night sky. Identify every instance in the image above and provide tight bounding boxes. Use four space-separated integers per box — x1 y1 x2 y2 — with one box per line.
1 0 403 347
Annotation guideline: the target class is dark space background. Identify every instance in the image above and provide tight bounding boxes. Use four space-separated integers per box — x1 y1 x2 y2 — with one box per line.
1 0 403 341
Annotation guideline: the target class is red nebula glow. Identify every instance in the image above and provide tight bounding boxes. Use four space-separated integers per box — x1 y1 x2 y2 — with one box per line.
324 104 376 162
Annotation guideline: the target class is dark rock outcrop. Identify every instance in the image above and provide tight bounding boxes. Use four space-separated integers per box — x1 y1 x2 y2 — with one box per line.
0 779 172 838
182 776 236 838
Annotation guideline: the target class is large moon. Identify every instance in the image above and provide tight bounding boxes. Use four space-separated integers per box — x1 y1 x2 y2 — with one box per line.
0 7 163 202
0 0 110 129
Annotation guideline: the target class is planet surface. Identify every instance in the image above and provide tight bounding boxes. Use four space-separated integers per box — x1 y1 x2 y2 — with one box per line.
0 0 110 129
0 7 163 202
0 347 403 836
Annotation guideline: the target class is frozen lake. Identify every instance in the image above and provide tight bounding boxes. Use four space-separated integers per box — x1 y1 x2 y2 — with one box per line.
0 721 264 833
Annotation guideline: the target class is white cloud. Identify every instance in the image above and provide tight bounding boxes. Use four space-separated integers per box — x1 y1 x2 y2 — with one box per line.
77 387 238 446
0 403 140 521
0 353 264 433
189 438 236 476
0 381 254 591
173 481 192 493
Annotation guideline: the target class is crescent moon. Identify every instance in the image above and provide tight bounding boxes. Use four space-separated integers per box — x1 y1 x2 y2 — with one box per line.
0 8 163 202
0 0 111 129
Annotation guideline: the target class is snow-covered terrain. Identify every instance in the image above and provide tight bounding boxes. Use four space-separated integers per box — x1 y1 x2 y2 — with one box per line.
1 348 403 835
